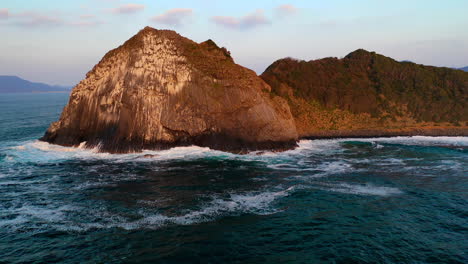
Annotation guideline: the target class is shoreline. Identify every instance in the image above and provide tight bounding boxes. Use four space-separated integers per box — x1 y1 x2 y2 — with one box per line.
37 128 468 155
0 91 71 95
302 126 468 140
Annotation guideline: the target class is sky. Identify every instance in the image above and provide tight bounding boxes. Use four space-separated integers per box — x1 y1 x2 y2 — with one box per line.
0 0 467 86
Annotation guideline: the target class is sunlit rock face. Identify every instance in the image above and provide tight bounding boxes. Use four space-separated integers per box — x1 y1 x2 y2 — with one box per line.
41 27 298 153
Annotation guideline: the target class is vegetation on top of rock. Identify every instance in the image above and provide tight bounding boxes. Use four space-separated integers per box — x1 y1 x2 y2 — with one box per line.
261 49 468 130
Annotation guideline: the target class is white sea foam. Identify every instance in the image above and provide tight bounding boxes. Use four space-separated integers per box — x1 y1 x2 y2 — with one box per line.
437 160 464 171
0 203 80 230
72 181 117 190
266 163 311 171
0 180 41 186
7 136 465 165
384 158 406 165
0 185 296 232
374 143 384 149
6 140 105 163
1 136 464 235
340 136 468 147
316 161 352 175
112 187 293 230
284 139 344 156
320 182 403 196
6 140 224 163
12 145 26 150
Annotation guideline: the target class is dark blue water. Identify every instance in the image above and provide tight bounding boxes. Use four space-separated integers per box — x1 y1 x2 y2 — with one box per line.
0 93 467 263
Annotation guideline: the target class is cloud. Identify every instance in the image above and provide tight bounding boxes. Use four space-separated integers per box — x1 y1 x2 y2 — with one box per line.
69 14 103 27
79 14 96 19
109 3 145 14
151 8 193 26
69 20 103 27
2 9 103 28
212 10 270 30
13 11 63 27
0 8 8 19
276 4 298 17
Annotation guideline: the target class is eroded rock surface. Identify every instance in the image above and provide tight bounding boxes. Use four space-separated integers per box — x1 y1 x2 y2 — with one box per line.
41 27 298 153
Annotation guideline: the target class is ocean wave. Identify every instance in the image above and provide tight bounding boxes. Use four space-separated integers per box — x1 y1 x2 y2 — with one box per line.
2 139 321 170
5 140 225 163
0 187 295 232
5 136 466 165
316 161 352 175
319 182 403 196
0 203 80 229
100 187 293 230
340 136 468 147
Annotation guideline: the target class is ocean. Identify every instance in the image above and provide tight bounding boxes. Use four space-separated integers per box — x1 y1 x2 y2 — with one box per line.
0 93 466 263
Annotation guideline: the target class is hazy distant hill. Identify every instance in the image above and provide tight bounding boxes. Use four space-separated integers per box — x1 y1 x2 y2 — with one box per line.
0 76 71 93
460 66 468 72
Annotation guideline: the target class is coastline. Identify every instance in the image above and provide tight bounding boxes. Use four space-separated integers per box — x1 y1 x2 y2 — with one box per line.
39 127 468 154
302 126 468 140
0 91 71 94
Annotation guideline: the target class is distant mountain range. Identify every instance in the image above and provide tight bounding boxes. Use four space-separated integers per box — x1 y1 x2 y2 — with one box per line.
460 66 468 72
0 76 72 93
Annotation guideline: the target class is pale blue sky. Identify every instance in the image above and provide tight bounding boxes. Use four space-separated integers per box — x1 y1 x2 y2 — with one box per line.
1 0 467 86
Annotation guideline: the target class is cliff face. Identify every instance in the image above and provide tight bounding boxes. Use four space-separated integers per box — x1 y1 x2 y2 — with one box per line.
261 49 468 137
41 27 298 153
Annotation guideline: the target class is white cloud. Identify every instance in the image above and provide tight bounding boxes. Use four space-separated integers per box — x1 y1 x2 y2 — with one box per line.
276 4 298 17
69 20 103 27
79 14 96 19
151 8 193 26
2 9 103 28
0 8 8 19
212 10 270 30
13 11 63 27
69 14 103 27
109 4 145 14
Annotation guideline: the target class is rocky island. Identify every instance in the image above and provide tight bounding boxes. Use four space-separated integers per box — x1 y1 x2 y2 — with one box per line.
41 27 467 153
41 27 298 153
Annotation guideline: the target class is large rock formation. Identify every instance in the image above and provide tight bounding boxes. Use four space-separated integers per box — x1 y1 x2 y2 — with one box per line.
41 27 298 153
261 49 468 137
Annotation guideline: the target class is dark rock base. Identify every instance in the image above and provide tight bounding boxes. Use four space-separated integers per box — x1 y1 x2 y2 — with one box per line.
40 131 298 154
40 127 467 154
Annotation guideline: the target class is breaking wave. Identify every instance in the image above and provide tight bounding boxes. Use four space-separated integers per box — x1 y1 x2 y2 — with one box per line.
1 187 295 232
1 136 466 233
4 135 466 163
318 182 403 196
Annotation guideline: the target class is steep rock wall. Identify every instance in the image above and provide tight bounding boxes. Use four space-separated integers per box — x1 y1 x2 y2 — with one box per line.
42 27 298 153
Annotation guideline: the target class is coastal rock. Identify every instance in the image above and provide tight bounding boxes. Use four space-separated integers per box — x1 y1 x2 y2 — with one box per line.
41 27 298 153
261 50 468 137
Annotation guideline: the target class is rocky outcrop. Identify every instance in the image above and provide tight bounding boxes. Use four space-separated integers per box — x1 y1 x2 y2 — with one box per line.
261 50 468 137
41 27 298 153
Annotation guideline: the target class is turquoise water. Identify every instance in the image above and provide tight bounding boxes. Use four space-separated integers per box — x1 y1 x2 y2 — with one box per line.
0 93 467 263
